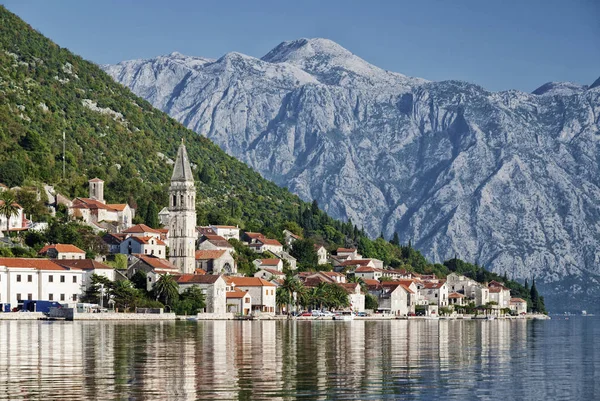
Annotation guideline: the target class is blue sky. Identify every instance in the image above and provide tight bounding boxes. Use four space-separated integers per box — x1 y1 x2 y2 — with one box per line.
3 0 599 92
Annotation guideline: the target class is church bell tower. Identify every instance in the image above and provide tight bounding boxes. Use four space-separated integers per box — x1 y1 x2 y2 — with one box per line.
168 139 197 274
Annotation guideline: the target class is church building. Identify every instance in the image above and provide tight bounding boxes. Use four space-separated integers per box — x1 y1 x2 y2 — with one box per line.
168 140 197 274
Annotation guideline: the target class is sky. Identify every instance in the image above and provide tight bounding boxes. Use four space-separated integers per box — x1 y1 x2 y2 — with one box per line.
3 0 599 92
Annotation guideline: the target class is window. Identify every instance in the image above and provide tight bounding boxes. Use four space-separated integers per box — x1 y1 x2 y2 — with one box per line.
148 277 152 282
60 275 65 283
72 276 77 283
60 294 65 301
27 275 32 282
16 275 21 282
245 298 250 304
61 255 66 259
144 249 148 254
49 275 53 283
72 294 77 301
17 294 21 301
49 294 54 301
158 250 162 255
27 294 32 301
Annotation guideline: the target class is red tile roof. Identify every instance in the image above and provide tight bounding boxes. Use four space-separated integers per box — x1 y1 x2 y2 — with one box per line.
55 259 112 270
88 178 104 183
175 274 222 284
255 258 281 266
448 292 466 298
134 255 178 271
342 260 373 267
39 244 85 255
129 236 166 246
195 250 227 260
257 238 282 247
510 298 527 303
106 204 128 211
122 224 161 234
337 248 356 253
244 232 265 239
226 289 249 299
70 198 116 211
229 277 276 287
0 258 67 271
212 225 238 229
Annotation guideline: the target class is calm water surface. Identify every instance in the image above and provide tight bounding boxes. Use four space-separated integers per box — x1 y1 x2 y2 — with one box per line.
0 318 598 400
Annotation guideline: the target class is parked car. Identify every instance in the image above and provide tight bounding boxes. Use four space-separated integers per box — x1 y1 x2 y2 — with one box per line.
300 312 312 317
320 310 335 317
357 312 367 317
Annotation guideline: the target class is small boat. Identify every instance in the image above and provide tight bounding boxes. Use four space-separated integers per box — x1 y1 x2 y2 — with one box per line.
487 315 496 320
334 312 354 321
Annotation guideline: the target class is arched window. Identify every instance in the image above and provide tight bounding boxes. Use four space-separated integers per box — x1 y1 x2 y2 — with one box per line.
172 194 177 207
180 195 184 207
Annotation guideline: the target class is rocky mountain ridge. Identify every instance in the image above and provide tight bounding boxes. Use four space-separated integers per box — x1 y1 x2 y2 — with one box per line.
104 38 600 309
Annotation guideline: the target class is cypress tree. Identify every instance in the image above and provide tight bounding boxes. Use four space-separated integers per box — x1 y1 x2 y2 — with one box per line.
145 200 159 228
390 232 400 246
530 278 539 313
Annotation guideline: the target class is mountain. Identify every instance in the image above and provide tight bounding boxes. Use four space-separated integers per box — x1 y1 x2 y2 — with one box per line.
104 39 600 310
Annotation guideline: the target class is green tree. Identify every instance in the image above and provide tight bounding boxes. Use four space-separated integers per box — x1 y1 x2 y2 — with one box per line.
153 274 180 306
110 280 140 312
0 191 20 233
199 165 215 185
0 160 24 188
390 232 400 246
174 285 206 315
145 200 159 228
365 293 378 310
276 276 305 315
114 253 128 270
289 238 318 270
131 270 148 292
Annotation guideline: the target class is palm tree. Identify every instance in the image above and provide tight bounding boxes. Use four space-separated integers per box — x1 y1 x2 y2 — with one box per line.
153 274 180 307
277 276 305 315
0 191 20 234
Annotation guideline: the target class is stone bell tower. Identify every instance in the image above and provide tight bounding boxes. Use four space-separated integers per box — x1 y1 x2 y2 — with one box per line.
168 140 197 274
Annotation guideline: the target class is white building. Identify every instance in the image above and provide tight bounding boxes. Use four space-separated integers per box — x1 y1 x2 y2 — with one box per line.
198 234 235 255
488 281 511 309
0 258 114 308
122 224 162 239
226 289 252 315
175 274 227 315
254 268 286 281
158 207 170 227
282 229 302 247
0 200 24 232
340 283 365 312
168 141 197 274
249 238 283 254
39 244 86 260
119 236 166 257
253 258 284 272
510 298 527 315
210 225 240 241
416 280 449 307
314 245 328 265
227 277 276 314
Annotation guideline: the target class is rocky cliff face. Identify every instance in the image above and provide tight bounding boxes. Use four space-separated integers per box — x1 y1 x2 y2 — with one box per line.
104 38 600 309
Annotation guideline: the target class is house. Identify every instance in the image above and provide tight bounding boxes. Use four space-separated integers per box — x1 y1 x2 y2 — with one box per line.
249 238 283 254
0 200 24 232
319 271 346 284
102 233 126 254
122 224 162 239
446 273 483 301
68 179 134 231
119 236 166 257
371 282 414 316
275 251 297 270
196 226 216 237
336 248 361 260
174 274 227 315
226 289 252 315
0 258 113 308
416 280 449 307
198 234 235 255
283 229 302 247
126 254 180 291
227 277 277 314
210 225 240 241
352 265 408 280
242 232 265 244
54 259 116 290
314 245 328 265
488 281 511 309
253 258 284 272
195 250 236 274
337 259 376 272
510 298 527 315
39 244 86 260
339 283 365 312
158 207 170 226
254 268 286 281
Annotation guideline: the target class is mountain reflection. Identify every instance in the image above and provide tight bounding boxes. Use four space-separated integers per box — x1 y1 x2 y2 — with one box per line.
0 319 595 400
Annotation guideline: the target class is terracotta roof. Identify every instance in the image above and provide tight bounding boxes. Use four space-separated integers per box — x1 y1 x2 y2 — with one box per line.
196 227 216 236
257 238 282 247
134 255 178 271
70 198 116 211
488 280 509 291
423 281 446 289
355 266 376 272
363 278 380 287
0 258 67 271
127 236 166 246
255 259 281 266
106 204 128 211
259 268 285 276
226 289 249 299
39 244 85 255
200 235 233 248
122 224 161 234
195 250 227 260
194 268 207 275
321 271 345 277
88 178 104 183
55 259 112 270
212 225 238 229
448 292 466 298
510 298 527 303
175 274 222 284
244 232 265 239
229 277 276 287
342 259 373 267
337 248 356 253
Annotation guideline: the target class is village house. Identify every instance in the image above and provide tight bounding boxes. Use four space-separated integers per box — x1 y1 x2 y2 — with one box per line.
314 244 328 265
174 274 227 315
337 259 376 272
122 224 162 239
275 251 297 270
254 268 286 281
38 244 86 260
119 236 166 257
488 281 511 309
510 298 528 315
226 289 252 315
68 179 134 231
416 280 449 307
336 248 361 260
102 233 126 254
0 200 25 233
196 226 216 237
198 234 235 255
158 207 170 227
339 282 365 312
242 232 265 244
227 277 277 315
0 257 113 308
195 250 236 274
282 229 302 247
253 258 284 272
209 225 240 241
370 281 414 316
249 238 284 254
126 254 180 291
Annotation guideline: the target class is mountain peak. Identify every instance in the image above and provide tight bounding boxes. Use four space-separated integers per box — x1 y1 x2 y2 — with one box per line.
262 38 352 64
532 81 586 96
590 76 600 89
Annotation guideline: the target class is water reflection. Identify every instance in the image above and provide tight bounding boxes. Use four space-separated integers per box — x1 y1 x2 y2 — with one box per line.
0 319 598 400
